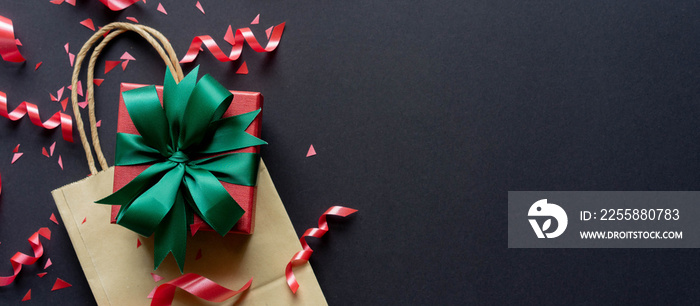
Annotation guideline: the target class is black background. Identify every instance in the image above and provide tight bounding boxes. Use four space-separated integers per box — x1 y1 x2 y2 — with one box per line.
0 0 699 305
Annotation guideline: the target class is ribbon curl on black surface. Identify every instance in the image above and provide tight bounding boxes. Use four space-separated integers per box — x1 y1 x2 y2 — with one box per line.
97 66 266 272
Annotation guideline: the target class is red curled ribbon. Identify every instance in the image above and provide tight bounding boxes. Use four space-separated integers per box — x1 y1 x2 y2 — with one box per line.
285 206 357 293
0 15 25 63
179 23 285 63
151 273 253 306
0 228 51 286
0 91 73 142
98 0 140 11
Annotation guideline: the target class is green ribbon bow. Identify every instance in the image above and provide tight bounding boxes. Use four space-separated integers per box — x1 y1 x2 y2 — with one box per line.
96 66 266 272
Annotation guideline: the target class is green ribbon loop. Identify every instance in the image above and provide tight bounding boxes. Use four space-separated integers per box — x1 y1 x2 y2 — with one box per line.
96 66 264 272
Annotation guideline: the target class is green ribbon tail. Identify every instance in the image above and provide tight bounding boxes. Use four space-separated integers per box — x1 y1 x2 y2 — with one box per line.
115 133 162 166
183 167 244 236
194 109 267 154
95 161 176 206
154 190 188 273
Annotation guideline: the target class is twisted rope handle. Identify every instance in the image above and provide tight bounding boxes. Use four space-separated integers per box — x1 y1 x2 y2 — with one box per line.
70 22 184 175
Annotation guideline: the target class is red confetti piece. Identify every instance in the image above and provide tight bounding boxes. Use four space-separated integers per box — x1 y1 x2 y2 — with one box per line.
136 238 142 248
12 144 19 153
68 53 75 67
42 147 50 157
151 272 164 282
0 227 51 286
49 142 56 156
21 289 31 301
180 23 285 64
44 258 52 269
80 19 96 31
189 222 202 236
121 59 129 71
65 0 76 6
77 80 83 96
235 61 248 74
150 274 252 306
37 272 47 278
251 14 260 25
156 3 167 15
306 144 316 157
98 0 140 10
0 91 74 142
80 217 85 225
120 52 135 60
0 16 26 62
285 206 357 293
50 93 57 102
11 153 22 164
58 155 63 170
265 26 273 39
60 98 68 111
96 119 101 127
57 87 65 101
104 60 121 74
49 213 59 224
64 43 69 54
195 1 204 14
35 62 42 70
78 101 88 109
93 78 104 86
50 0 64 4
15 38 21 46
51 278 72 291
195 249 202 260
126 17 139 23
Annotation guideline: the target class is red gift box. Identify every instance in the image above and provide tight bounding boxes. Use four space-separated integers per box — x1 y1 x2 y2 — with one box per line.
110 83 263 234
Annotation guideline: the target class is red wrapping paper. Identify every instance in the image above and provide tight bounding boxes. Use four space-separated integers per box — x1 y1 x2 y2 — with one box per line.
110 83 263 234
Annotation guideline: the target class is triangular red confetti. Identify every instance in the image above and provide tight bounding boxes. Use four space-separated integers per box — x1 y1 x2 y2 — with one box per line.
44 258 52 269
136 238 142 248
147 286 156 299
80 18 95 31
65 0 76 6
93 78 104 86
126 17 139 23
189 222 202 236
77 101 88 109
121 60 129 71
266 26 273 39
37 272 47 278
15 38 21 46
306 144 316 157
21 289 31 301
235 62 248 74
64 43 69 54
251 14 260 24
96 120 102 127
49 142 56 156
50 0 64 4
195 249 202 260
68 53 75 67
50 213 59 224
42 147 49 157
59 155 63 170
11 153 23 164
51 278 72 291
105 61 121 74
77 80 83 96
13 144 19 153
49 93 57 102
120 52 135 61
157 3 167 14
80 217 85 224
35 61 42 71
57 87 64 101
224 25 234 45
60 98 68 111
195 1 204 14
150 272 164 282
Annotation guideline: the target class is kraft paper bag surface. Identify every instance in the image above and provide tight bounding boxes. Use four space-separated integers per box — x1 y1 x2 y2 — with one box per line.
52 160 327 305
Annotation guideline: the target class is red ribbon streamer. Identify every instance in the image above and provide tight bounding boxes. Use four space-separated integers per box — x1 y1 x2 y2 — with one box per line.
151 273 252 306
285 206 357 294
0 228 51 286
0 15 25 63
98 0 140 11
179 23 285 63
0 91 74 142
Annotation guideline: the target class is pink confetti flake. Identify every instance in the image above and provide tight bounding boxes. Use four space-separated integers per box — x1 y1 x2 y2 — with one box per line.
120 52 135 60
35 61 42 70
235 61 248 74
49 142 56 156
37 272 47 278
65 0 76 6
68 53 75 67
80 19 95 31
157 3 167 14
195 249 202 260
147 287 156 299
42 147 49 157
104 60 121 74
77 100 88 109
150 272 164 282
44 258 52 269
121 59 129 71
306 144 316 157
266 26 273 39
50 213 59 224
12 144 19 153
51 278 72 291
64 43 69 54
11 153 23 164
57 87 65 101
77 80 83 96
58 155 63 170
137 238 142 248
96 120 102 127
195 1 204 14
15 38 21 46
251 14 260 24
126 17 139 23
50 0 64 4
21 289 31 302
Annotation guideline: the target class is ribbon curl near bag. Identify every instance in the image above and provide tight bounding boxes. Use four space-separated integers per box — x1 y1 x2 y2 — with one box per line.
96 65 266 272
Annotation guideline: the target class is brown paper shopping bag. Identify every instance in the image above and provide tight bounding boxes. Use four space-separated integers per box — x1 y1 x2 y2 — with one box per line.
51 22 326 305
